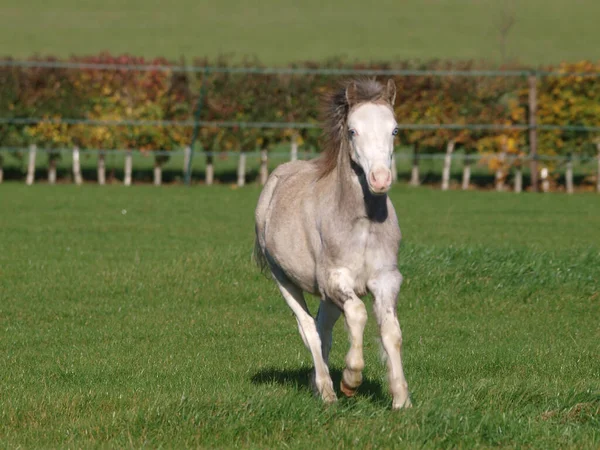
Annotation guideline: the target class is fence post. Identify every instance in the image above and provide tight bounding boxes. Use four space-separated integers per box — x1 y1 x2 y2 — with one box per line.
98 151 106 185
237 152 246 187
565 153 573 194
153 155 162 186
26 144 37 185
185 68 209 186
259 149 268 185
391 153 398 183
462 152 472 190
410 144 420 186
540 167 549 193
206 154 214 185
528 74 538 192
441 140 455 191
72 146 83 185
495 140 507 192
514 162 523 193
124 150 132 186
48 154 57 184
290 134 298 161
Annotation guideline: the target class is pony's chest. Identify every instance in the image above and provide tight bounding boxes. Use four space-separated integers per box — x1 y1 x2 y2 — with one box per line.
344 222 389 277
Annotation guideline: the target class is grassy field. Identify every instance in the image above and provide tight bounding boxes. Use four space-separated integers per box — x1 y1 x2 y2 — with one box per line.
1 184 599 448
1 0 600 65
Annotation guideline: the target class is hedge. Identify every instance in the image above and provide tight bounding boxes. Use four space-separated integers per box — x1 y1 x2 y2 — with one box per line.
1 54 600 169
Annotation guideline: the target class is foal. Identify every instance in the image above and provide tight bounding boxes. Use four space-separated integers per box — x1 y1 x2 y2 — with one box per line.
254 79 411 409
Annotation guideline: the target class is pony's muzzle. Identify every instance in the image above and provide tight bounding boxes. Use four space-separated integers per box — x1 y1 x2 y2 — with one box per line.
368 167 392 194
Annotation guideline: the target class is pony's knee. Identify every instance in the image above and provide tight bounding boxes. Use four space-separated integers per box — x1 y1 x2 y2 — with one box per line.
380 319 402 350
344 298 367 329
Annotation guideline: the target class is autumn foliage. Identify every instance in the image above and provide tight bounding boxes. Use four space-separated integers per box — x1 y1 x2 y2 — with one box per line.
1 54 599 167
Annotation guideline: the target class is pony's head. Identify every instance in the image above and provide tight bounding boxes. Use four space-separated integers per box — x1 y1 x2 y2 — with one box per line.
319 78 397 195
346 79 397 194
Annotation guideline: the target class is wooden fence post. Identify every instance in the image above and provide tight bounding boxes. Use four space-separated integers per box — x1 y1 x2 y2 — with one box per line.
259 149 268 185
495 140 507 192
48 154 57 185
183 146 191 179
237 152 246 187
462 153 472 190
97 151 106 185
290 135 298 161
153 156 162 186
391 153 398 183
205 154 214 185
528 74 539 192
565 154 573 194
124 151 132 186
540 167 549 193
73 146 83 185
441 140 455 191
26 144 36 185
514 163 523 193
409 144 420 186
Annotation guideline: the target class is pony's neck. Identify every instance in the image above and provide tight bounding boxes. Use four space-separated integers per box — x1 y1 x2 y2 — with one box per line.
335 142 388 223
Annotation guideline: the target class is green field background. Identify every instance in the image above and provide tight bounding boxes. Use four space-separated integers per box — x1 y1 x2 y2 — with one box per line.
2 0 600 64
1 185 599 447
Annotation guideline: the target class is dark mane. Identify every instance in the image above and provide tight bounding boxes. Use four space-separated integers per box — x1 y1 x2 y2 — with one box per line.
316 78 390 178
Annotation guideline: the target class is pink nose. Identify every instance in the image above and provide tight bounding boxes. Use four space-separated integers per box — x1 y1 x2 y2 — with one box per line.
368 168 392 192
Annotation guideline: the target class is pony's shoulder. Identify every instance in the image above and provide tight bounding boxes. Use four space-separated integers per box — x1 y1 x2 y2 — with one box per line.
270 160 317 179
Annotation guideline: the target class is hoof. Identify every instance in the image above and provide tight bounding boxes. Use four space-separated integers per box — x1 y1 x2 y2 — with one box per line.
322 389 338 404
340 379 359 397
392 395 412 410
310 371 337 404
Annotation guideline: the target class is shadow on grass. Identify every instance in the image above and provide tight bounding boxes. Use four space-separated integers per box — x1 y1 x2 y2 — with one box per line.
251 366 389 406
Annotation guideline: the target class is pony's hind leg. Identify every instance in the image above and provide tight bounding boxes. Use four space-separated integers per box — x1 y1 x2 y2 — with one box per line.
272 271 337 404
316 298 342 364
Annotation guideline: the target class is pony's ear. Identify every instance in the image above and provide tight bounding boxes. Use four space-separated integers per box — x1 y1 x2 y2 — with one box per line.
345 81 358 107
385 79 397 106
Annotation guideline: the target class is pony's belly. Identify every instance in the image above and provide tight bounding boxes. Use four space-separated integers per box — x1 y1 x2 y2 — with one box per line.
266 230 319 295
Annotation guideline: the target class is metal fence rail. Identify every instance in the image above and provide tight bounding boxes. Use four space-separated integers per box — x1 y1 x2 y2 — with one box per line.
3 117 600 133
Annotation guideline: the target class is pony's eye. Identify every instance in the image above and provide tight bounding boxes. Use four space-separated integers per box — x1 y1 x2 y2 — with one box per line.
348 129 357 137
392 127 399 136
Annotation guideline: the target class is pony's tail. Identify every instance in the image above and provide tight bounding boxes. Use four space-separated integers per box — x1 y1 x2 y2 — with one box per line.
252 227 269 274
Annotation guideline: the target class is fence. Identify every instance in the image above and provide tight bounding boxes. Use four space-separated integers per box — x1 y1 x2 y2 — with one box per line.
1 58 600 192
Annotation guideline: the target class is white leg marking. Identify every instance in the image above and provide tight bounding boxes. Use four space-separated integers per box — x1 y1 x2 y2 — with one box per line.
369 270 412 409
274 276 336 404
326 268 368 397
341 298 368 396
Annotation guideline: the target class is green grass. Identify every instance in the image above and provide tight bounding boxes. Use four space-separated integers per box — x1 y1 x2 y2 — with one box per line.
1 184 599 448
1 0 600 65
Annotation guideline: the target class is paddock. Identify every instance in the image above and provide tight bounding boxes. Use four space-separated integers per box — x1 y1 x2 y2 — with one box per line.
1 184 598 447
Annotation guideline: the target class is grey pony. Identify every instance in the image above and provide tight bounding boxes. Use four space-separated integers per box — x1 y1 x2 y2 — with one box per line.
254 79 411 409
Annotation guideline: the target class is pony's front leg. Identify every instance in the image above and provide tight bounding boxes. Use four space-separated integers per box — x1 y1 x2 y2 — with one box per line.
327 269 368 397
368 269 412 409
